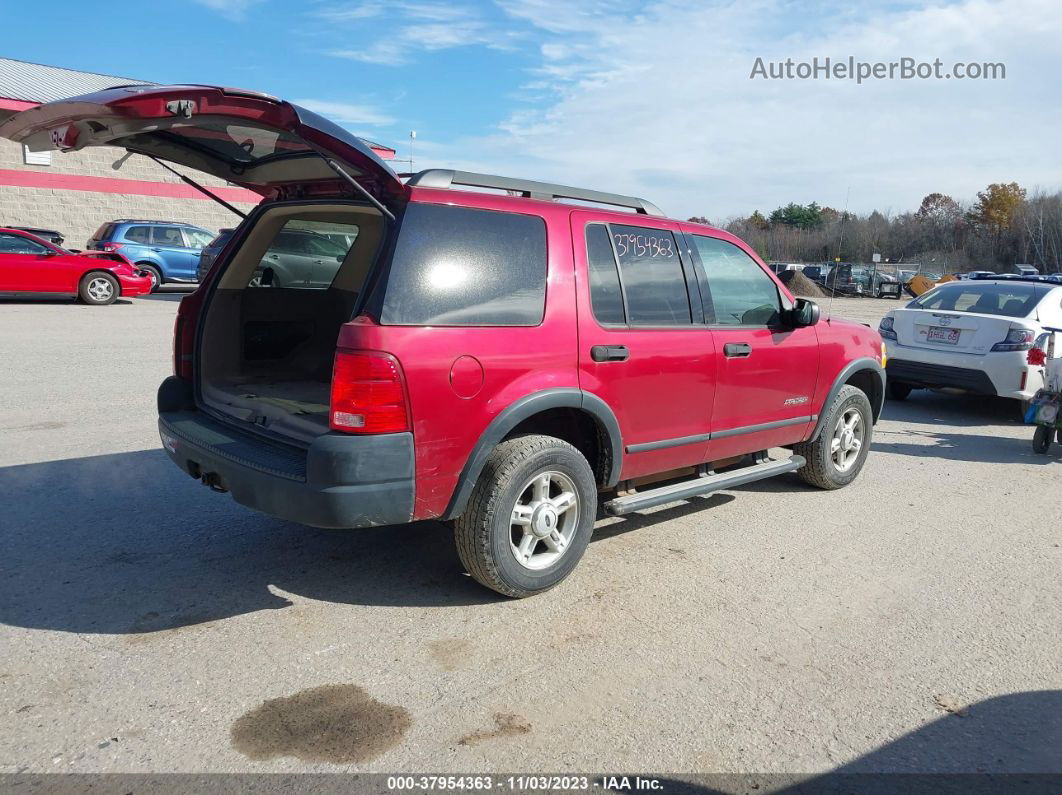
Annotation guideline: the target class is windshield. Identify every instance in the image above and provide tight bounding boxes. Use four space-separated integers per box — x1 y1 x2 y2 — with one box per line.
910 282 1049 318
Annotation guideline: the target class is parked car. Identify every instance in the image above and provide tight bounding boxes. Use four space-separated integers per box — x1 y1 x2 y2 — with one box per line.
196 228 234 282
0 227 151 304
827 264 902 298
87 220 214 291
880 280 1062 410
1 84 887 597
6 225 65 246
967 271 998 280
801 264 826 283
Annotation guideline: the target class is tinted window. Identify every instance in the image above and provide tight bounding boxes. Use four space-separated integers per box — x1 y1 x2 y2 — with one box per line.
610 224 690 326
248 220 360 290
380 204 546 326
124 226 152 244
692 235 780 326
185 229 215 248
153 227 186 247
911 283 1049 318
585 224 625 324
0 233 49 255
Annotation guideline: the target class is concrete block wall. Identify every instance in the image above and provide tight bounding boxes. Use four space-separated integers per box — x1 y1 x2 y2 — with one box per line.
0 138 258 248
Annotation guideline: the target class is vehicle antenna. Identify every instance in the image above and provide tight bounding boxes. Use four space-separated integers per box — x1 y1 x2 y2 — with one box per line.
827 185 851 321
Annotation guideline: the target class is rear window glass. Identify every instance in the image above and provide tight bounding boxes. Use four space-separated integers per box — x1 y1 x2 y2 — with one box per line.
124 226 152 244
246 220 358 290
379 204 546 326
160 121 311 164
610 224 691 326
585 224 626 324
911 283 1049 317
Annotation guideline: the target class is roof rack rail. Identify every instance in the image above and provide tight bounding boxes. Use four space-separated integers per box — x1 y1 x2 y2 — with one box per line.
404 169 664 217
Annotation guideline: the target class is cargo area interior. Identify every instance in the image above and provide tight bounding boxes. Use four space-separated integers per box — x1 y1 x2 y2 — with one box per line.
198 202 385 444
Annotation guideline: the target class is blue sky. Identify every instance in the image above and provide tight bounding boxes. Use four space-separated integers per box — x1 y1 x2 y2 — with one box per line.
6 0 1061 220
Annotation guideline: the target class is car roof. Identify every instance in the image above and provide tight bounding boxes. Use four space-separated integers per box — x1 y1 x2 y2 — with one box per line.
110 220 206 228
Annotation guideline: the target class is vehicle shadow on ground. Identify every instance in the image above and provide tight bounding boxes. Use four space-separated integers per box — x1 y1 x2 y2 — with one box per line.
880 391 1025 427
872 428 1059 465
0 448 733 635
139 287 197 302
656 690 1062 792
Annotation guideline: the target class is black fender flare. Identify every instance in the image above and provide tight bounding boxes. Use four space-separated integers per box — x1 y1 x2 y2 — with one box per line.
443 388 622 520
809 357 886 441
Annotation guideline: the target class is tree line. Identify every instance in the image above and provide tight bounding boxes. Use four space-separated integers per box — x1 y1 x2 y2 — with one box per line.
689 183 1062 273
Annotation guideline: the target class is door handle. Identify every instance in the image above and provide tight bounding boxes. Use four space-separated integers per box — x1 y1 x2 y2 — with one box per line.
723 342 752 358
590 345 629 362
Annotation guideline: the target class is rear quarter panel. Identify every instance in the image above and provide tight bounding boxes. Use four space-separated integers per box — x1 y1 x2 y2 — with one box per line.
336 192 579 520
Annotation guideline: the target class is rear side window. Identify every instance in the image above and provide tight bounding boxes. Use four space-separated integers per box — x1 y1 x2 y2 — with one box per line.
609 224 691 326
585 224 626 324
692 236 780 326
124 226 152 244
380 204 546 326
154 226 186 247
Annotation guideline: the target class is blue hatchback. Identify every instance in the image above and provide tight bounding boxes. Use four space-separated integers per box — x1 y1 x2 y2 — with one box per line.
87 220 215 291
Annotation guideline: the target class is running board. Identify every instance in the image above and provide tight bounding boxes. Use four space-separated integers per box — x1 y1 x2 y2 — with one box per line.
603 455 806 516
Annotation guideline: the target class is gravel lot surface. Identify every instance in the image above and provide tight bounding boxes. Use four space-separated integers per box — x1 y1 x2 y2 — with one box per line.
1 293 1059 779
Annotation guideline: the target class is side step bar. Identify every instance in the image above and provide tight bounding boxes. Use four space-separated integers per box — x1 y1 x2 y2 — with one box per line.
603 455 806 516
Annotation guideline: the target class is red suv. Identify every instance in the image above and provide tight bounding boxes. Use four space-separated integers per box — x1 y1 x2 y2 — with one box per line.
2 86 885 597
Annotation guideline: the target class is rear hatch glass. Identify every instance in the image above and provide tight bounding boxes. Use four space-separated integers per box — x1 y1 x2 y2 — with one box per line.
893 283 1048 353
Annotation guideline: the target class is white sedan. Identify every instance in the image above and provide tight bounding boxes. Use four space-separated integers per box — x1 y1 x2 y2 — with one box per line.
879 279 1062 408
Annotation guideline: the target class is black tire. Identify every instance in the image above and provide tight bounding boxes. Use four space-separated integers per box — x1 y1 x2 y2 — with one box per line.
78 272 119 305
453 434 597 598
138 263 162 293
887 380 913 401
1032 425 1052 455
793 385 873 490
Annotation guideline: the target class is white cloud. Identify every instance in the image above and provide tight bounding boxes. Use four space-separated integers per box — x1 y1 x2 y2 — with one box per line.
293 99 395 126
321 1 522 65
418 0 1062 220
191 0 264 22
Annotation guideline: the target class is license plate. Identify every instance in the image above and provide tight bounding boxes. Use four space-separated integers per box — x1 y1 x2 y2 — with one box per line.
926 326 960 344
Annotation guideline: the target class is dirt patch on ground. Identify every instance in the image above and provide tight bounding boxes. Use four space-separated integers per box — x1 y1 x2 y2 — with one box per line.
458 712 532 746
778 270 825 298
429 638 473 671
231 684 412 763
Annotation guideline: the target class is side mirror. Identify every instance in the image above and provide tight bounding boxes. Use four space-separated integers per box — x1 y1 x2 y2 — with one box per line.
787 298 820 328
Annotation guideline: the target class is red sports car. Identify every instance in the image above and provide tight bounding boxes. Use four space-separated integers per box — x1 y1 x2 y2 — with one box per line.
0 227 152 304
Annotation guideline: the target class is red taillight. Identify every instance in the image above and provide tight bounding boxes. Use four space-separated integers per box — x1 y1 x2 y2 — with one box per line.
1028 347 1048 366
330 351 410 434
100 242 124 252
173 298 196 380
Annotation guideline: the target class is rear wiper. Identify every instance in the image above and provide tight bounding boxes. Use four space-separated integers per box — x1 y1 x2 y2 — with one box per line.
138 152 249 219
321 157 396 222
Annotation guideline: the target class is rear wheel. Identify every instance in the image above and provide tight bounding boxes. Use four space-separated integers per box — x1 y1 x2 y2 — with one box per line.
454 434 597 598
1032 425 1052 454
887 380 913 401
138 263 162 293
79 272 118 305
794 385 873 489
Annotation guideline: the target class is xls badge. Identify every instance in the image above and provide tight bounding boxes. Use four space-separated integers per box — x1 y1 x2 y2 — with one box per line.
783 396 809 406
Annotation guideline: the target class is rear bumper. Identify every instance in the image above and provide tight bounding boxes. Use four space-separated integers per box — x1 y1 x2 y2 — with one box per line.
157 380 414 528
886 352 1040 399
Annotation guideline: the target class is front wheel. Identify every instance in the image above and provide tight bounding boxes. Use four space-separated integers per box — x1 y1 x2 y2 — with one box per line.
79 272 119 305
1032 425 1052 455
454 435 597 598
794 385 873 489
